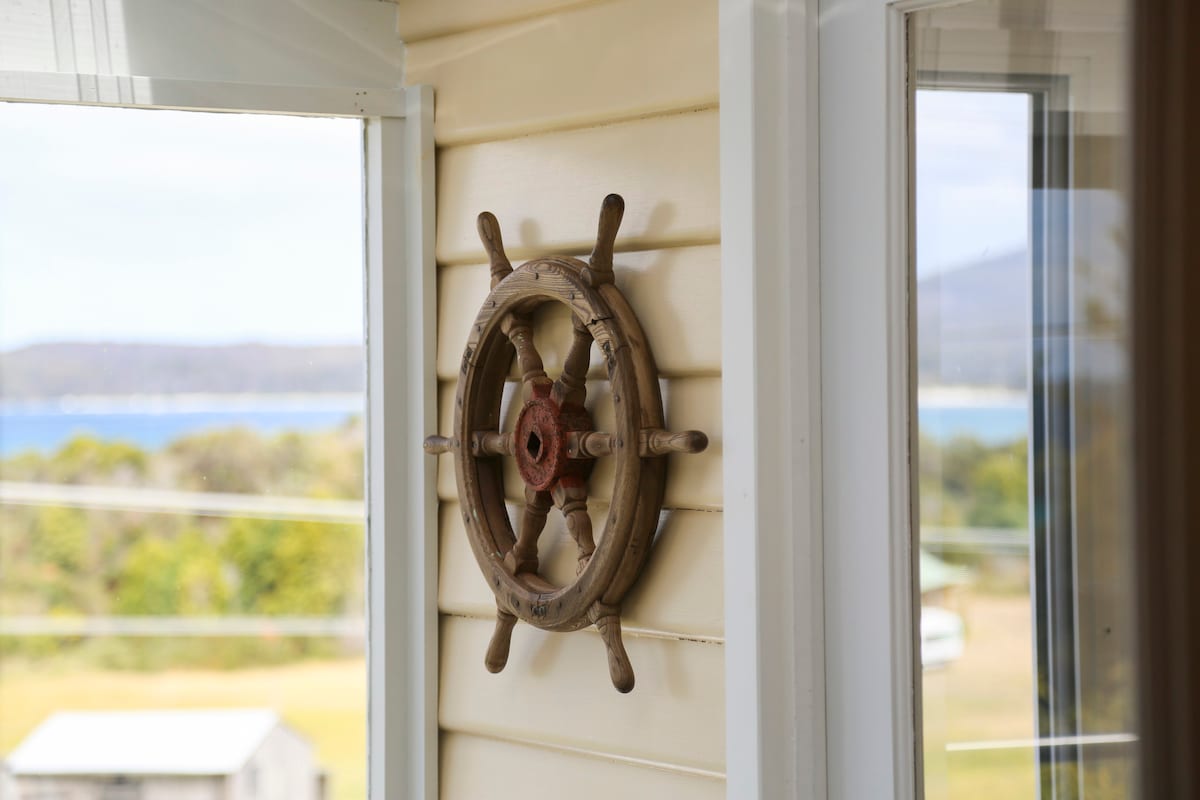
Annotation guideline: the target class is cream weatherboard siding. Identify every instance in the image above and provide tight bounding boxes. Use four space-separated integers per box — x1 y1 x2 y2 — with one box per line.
402 0 723 795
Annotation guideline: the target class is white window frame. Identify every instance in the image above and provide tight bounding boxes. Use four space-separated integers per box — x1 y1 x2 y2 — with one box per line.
0 51 436 800
720 0 927 797
817 2 925 797
718 1 825 798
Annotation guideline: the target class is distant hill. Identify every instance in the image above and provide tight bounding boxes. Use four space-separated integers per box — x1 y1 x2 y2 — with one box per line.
917 251 1029 390
0 342 364 398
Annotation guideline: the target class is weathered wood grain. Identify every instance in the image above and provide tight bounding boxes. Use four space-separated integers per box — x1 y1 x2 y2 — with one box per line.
436 376 722 510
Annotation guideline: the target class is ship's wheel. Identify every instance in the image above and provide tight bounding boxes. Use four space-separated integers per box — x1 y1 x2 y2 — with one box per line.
425 194 707 692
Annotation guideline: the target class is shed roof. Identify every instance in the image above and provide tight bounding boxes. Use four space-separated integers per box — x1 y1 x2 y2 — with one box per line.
919 549 971 594
7 708 281 777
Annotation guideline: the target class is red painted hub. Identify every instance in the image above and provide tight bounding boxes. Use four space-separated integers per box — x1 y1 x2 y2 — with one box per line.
514 384 593 491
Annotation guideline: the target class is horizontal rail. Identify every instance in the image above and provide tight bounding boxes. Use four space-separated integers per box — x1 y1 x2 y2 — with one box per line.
0 615 365 638
946 732 1137 753
0 481 364 523
920 525 1030 554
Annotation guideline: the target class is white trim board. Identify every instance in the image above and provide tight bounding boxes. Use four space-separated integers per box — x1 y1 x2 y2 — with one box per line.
365 85 438 800
0 70 408 116
720 0 942 797
719 1 825 798
819 1 961 798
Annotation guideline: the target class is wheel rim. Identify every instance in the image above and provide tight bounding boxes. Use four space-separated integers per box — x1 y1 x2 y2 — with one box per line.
453 257 643 631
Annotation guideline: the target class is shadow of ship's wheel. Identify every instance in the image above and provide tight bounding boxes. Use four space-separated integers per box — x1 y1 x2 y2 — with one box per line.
425 194 707 692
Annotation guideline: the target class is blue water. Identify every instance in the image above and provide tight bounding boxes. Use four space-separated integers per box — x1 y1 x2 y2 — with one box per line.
917 406 1027 444
0 402 1025 458
0 407 360 457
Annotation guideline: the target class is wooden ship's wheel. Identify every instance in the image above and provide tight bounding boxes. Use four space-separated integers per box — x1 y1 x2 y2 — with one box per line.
424 194 707 692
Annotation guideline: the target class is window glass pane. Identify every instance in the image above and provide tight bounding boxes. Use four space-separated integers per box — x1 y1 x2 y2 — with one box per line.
909 2 1135 797
0 103 366 800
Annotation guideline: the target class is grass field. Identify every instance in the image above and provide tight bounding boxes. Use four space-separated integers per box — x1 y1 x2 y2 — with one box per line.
0 658 366 800
0 596 1130 798
922 592 1038 799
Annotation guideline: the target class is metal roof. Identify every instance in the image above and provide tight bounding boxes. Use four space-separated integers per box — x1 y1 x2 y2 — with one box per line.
7 709 282 777
919 549 971 594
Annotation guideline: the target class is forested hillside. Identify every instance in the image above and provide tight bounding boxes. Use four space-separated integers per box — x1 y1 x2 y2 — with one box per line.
0 342 363 398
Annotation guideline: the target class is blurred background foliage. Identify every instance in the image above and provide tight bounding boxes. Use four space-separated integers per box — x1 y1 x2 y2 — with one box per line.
0 418 364 669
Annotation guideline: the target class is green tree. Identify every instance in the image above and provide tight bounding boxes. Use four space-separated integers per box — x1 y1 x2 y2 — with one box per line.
966 441 1028 528
222 517 362 616
114 529 228 615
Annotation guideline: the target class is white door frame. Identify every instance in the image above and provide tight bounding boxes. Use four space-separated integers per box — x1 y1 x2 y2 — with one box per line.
720 0 925 797
719 1 825 798
0 7 436 797
819 1 926 797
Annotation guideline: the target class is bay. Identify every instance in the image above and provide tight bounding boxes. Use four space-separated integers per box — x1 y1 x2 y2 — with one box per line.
0 396 361 457
0 396 1027 458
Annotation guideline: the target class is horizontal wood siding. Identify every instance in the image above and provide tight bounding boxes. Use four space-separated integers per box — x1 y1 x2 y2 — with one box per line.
435 109 720 264
437 245 721 379
440 616 725 772
407 0 723 794
440 502 725 639
396 0 600 43
405 0 718 144
440 733 725 799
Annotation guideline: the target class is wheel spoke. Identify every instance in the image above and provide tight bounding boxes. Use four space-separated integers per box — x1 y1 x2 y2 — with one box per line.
590 602 634 693
503 314 550 396
564 428 709 459
469 430 514 457
505 487 551 575
552 483 595 574
565 430 613 459
484 608 517 673
553 316 592 408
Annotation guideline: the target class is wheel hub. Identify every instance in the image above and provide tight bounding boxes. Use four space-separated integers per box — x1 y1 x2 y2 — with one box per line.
514 384 592 491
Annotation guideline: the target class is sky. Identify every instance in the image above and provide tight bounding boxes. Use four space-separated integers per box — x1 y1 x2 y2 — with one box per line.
915 89 1031 279
0 102 364 351
0 92 1028 350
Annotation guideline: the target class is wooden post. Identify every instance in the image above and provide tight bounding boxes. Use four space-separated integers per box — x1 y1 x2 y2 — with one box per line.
1132 1 1200 795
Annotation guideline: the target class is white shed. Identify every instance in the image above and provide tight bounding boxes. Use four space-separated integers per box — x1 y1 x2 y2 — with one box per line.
6 709 322 800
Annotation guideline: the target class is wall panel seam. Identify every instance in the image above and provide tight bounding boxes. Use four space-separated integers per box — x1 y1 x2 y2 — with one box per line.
436 493 724 514
435 727 729 781
434 235 723 268
430 102 720 152
436 610 727 645
437 368 724 381
398 0 612 45
430 102 722 149
433 240 723 273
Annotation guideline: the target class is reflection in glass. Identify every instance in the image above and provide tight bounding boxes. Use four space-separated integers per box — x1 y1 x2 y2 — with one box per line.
910 2 1134 798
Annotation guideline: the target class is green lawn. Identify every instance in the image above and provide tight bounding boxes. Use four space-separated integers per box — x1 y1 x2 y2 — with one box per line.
923 592 1037 799
0 599 1129 798
0 658 366 800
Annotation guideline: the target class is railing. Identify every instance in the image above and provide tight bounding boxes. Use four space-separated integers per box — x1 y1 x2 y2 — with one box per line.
0 480 363 523
0 615 365 637
920 524 1029 555
0 481 365 638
